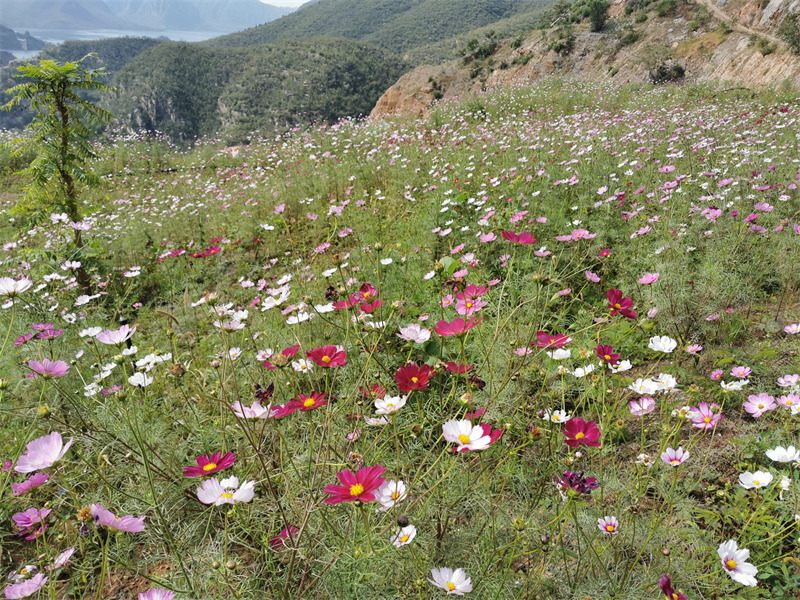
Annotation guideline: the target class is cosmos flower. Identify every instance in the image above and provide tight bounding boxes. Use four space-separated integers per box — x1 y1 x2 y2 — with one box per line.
323 465 386 504
597 516 619 535
0 276 33 298
658 574 688 600
637 273 660 284
395 362 435 392
182 452 236 477
744 393 776 418
429 567 472 595
595 344 619 365
533 331 571 348
688 402 722 429
3 572 48 598
91 504 146 532
28 359 69 378
765 445 800 463
11 472 49 497
738 471 773 489
138 589 175 600
15 432 73 473
500 230 536 244
648 336 678 353
12 507 51 540
629 396 655 416
607 289 637 319
555 471 600 496
392 525 417 547
96 324 137 345
442 420 500 452
277 392 327 416
562 418 601 448
434 316 482 337
375 395 407 415
718 540 758 587
196 477 255 506
269 526 298 550
47 547 76 571
375 479 408 511
397 323 431 343
660 447 689 467
307 345 347 367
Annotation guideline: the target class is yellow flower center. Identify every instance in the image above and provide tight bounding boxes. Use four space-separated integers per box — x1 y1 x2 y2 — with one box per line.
466 301 473 308
604 355 611 360
447 582 456 591
322 355 331 363
411 377 418 383
672 594 679 600
725 559 737 570
304 398 316 408
363 292 371 298
400 534 409 542
220 493 233 499
203 463 217 471
387 403 394 408
553 415 561 421
605 525 615 532
752 480 760 486
350 483 365 496
391 491 400 500
458 434 471 444
757 403 764 409
703 416 711 423
670 460 680 465
575 432 585 440
614 303 621 309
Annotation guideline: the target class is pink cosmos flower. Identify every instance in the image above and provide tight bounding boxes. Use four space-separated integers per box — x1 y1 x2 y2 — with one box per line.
778 394 800 409
13 507 51 539
563 418 601 448
182 452 236 477
629 396 655 416
637 273 660 285
15 432 73 473
730 366 752 379
689 402 721 429
532 331 571 348
661 447 689 466
323 465 386 504
785 323 800 334
585 271 601 283
4 573 48 598
11 472 49 497
307 345 347 368
744 393 776 418
138 589 175 600
597 516 619 535
270 526 298 549
47 547 75 571
91 504 146 532
658 575 688 600
685 345 703 354
434 316 482 337
710 369 723 380
96 324 137 345
777 374 800 387
28 359 69 378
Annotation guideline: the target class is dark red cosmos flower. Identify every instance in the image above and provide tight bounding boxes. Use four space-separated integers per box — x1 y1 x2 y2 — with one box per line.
307 345 347 368
269 526 298 550
395 362 435 392
358 298 383 314
334 283 380 310
182 452 236 477
445 362 473 374
658 575 688 600
595 344 620 365
275 392 327 417
532 331 572 348
323 465 386 504
501 230 537 244
607 289 638 319
563 418 602 448
555 470 600 495
456 423 503 453
434 316 482 337
360 383 387 399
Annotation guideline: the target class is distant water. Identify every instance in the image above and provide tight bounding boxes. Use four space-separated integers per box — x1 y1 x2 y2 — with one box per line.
3 28 224 60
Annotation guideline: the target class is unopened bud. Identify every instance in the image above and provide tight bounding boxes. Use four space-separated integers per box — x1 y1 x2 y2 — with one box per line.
210 359 220 368
225 560 236 570
397 515 410 527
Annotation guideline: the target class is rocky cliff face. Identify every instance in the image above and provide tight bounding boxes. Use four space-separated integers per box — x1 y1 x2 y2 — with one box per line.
371 0 800 119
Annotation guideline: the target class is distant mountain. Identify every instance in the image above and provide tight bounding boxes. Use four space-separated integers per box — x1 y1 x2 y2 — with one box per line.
1 0 124 30
0 25 47 51
1 0 293 35
207 0 556 63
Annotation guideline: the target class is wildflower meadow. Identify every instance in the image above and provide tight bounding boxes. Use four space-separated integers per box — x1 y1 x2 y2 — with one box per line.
2 80 800 599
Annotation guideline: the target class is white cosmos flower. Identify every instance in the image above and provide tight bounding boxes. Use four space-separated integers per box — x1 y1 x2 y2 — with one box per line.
629 378 660 395
391 525 417 547
610 359 632 373
648 335 678 353
196 476 255 506
546 348 571 360
292 359 313 373
572 364 596 378
375 395 407 415
429 567 472 595
397 323 432 343
375 479 408 511
766 445 800 463
442 419 491 452
739 470 773 489
718 540 758 587
542 409 571 423
128 372 153 387
0 277 32 297
720 379 749 391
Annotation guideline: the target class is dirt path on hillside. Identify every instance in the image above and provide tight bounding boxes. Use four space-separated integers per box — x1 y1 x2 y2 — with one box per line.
696 0 784 45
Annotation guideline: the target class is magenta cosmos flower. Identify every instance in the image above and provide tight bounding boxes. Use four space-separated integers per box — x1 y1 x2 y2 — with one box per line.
138 589 175 600
11 472 49 497
28 359 69 378
660 447 689 466
306 345 347 367
182 452 236 477
434 316 482 337
395 362 435 392
501 230 537 244
91 504 146 532
4 573 48 599
595 344 619 365
323 465 386 504
607 289 637 319
658 574 688 600
15 432 73 473
597 516 619 535
532 331 571 348
275 391 327 417
562 418 601 448
96 324 137 346
270 526 298 550
13 507 51 540
689 402 722 429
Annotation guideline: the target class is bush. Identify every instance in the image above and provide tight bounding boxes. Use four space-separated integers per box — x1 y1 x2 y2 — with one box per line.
548 23 576 55
636 13 648 23
656 0 678 17
648 60 685 83
779 14 800 54
587 0 610 31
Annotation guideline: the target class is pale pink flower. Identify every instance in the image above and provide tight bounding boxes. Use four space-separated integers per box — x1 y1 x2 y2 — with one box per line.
637 273 659 285
96 324 137 345
15 432 73 473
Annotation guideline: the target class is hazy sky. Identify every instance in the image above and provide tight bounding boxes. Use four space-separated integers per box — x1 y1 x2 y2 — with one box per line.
261 0 306 6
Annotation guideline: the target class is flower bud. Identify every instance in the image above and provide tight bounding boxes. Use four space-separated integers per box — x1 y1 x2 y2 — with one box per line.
0 378 8 390
37 405 50 418
210 359 220 368
225 560 236 570
211 560 221 570
397 515 410 527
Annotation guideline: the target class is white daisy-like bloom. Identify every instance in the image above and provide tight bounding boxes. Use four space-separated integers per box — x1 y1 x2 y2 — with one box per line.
231 310 249 322
397 323 432 343
442 419 491 452
718 539 758 587
322 268 337 278
572 364 596 378
314 303 335 313
629 378 660 395
213 319 245 331
720 379 749 391
0 276 32 297
196 476 255 506
391 525 417 547
648 335 678 353
375 395 407 415
286 312 312 325
653 373 678 393
738 470 773 489
429 567 472 595
423 270 436 280
122 345 138 356
375 479 408 511
128 372 153 387
542 409 571 423
780 476 791 499
766 445 800 463
364 416 390 426
228 348 242 361
380 258 393 265
635 453 654 468
546 348 571 360
609 359 632 373
256 349 274 362
79 327 103 338
292 359 314 373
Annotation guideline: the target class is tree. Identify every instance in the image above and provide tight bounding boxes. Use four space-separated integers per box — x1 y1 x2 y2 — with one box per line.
778 14 800 55
587 0 609 32
2 55 113 291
